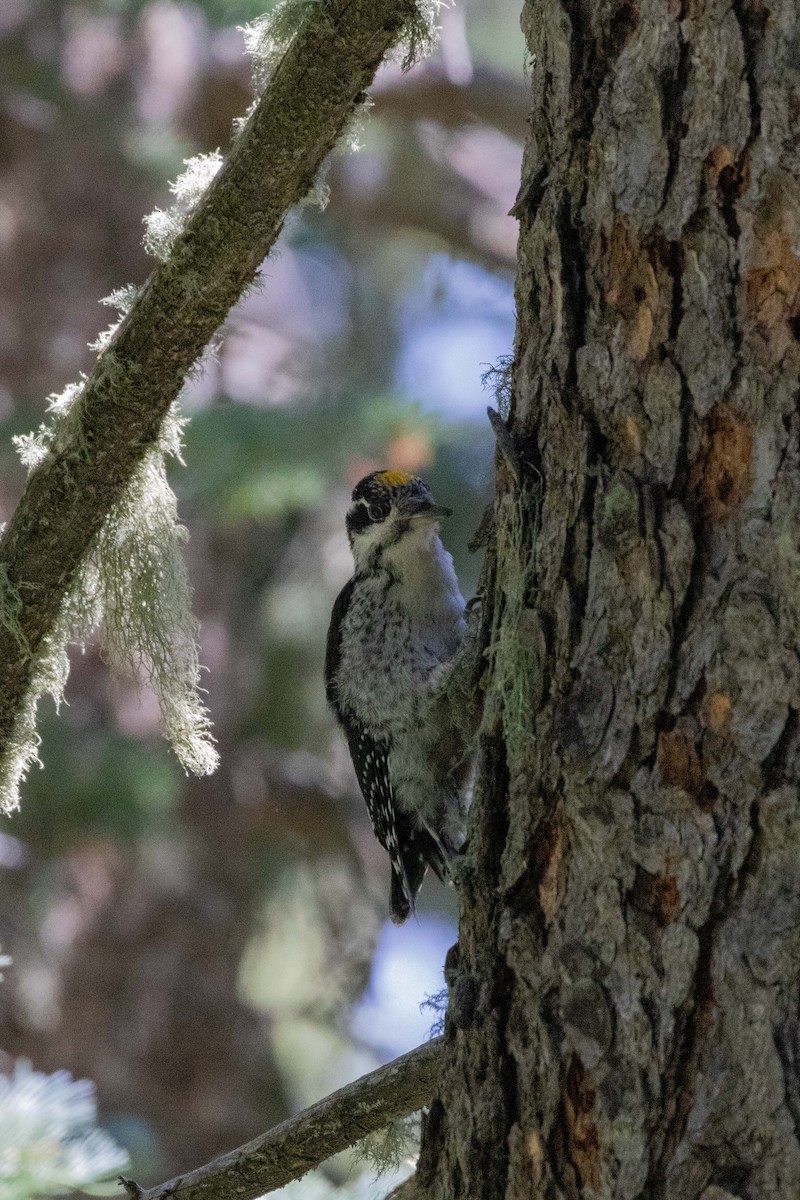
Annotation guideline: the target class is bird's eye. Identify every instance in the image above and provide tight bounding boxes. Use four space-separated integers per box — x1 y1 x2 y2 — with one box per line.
367 503 383 522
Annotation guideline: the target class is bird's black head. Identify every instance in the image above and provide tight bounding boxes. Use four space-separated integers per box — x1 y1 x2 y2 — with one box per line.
345 470 452 569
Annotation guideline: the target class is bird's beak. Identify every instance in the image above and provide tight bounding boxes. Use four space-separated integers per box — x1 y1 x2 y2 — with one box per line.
400 497 452 520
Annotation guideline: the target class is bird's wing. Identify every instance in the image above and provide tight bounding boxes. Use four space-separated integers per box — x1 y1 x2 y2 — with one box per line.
324 577 355 715
344 712 427 923
325 576 448 922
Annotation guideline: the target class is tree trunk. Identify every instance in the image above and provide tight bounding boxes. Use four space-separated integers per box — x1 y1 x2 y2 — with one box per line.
417 0 800 1196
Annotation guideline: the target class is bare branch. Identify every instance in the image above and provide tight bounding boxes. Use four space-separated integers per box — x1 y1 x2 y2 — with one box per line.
125 1037 443 1200
0 0 426 760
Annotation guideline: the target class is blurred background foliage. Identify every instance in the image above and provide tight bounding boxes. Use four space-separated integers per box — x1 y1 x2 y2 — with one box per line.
0 0 525 1192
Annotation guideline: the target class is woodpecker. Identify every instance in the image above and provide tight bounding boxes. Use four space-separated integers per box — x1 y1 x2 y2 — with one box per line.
326 470 469 923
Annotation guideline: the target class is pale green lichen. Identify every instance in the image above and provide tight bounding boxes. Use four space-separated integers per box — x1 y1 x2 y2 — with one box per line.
395 0 445 70
0 174 222 803
90 285 141 354
143 151 223 262
1 385 217 812
239 0 329 92
480 363 542 760
12 380 86 470
236 4 354 208
296 95 375 211
231 98 259 141
235 0 444 200
93 405 218 777
0 626 76 814
302 174 332 212
355 1114 419 1177
271 1163 412 1198
484 483 541 771
240 0 444 88
0 564 30 655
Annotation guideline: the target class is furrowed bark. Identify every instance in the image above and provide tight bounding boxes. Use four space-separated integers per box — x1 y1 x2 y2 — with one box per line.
420 0 800 1196
0 0 422 754
122 1037 442 1200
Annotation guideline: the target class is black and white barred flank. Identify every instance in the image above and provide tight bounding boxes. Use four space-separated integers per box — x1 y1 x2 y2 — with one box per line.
346 710 448 923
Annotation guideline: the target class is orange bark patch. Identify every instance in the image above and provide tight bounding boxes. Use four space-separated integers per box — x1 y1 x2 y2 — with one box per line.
708 145 749 226
652 874 680 925
744 228 800 364
657 728 718 809
658 729 704 793
632 868 681 926
598 220 660 361
706 144 749 202
707 145 735 179
564 1056 601 1191
526 1129 544 1184
623 414 642 456
743 170 800 366
706 145 749 236
702 691 732 734
689 403 753 523
537 821 565 922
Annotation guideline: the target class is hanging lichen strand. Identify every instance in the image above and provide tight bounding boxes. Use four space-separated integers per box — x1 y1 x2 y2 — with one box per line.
0 0 446 812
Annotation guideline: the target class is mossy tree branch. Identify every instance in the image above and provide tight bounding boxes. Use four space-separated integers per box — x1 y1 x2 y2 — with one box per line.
120 1036 442 1200
0 0 425 760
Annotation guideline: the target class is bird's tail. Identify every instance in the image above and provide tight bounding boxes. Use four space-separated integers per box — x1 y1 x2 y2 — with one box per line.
389 850 425 924
388 826 456 923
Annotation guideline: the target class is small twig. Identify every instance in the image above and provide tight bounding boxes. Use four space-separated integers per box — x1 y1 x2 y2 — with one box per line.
118 1179 143 1198
487 406 522 485
127 1037 443 1200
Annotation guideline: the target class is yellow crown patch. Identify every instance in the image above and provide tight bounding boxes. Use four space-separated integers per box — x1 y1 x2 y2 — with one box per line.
376 469 414 489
